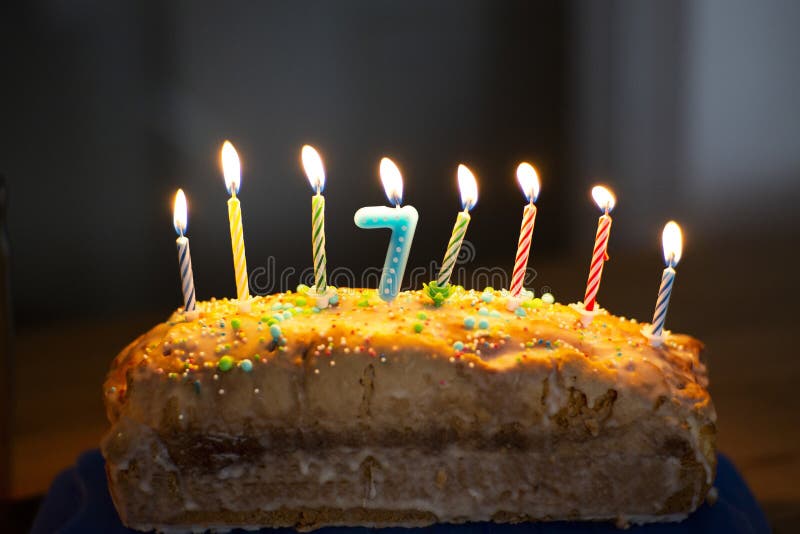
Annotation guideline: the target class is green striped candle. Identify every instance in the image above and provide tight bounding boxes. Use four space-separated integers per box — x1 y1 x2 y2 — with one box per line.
311 193 327 292
302 145 327 293
436 164 478 286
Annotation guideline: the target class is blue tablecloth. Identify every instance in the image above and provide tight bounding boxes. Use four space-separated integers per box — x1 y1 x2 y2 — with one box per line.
31 450 770 533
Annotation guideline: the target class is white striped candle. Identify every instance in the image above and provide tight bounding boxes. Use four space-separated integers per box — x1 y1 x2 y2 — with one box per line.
436 164 478 286
221 141 249 301
651 221 683 338
173 189 196 311
301 145 328 293
583 185 616 312
509 163 541 297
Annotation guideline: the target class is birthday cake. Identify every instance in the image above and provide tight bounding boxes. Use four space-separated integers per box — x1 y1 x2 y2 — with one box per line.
101 287 716 531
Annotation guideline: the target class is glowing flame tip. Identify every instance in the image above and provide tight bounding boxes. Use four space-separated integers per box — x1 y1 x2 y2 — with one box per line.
457 164 478 211
301 145 326 193
173 189 188 235
516 162 540 202
662 221 683 266
591 185 616 212
379 157 403 206
221 140 241 195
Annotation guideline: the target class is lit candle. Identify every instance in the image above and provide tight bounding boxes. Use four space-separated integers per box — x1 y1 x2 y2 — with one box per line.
436 164 478 286
221 141 249 301
354 157 419 302
301 145 328 294
172 189 196 311
649 221 683 341
583 185 616 312
509 162 541 297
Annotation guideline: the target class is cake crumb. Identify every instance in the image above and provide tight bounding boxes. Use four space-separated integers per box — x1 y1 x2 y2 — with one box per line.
435 469 447 489
614 516 630 529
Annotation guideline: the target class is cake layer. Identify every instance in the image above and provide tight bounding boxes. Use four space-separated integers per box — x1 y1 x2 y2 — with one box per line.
104 417 712 531
102 287 716 530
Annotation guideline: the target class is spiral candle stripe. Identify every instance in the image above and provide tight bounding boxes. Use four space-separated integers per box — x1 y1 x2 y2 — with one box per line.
437 211 470 286
583 213 612 311
651 266 676 337
510 203 537 296
228 195 249 300
312 194 327 293
176 236 196 311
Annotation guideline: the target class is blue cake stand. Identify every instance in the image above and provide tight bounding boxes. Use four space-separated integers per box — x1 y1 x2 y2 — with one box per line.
31 450 770 534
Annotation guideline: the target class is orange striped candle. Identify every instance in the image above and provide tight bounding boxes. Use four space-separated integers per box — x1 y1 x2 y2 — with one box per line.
583 185 616 312
509 163 541 297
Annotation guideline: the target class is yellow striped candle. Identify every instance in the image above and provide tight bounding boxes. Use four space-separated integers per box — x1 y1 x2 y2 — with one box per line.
301 145 327 293
436 164 478 286
221 141 249 301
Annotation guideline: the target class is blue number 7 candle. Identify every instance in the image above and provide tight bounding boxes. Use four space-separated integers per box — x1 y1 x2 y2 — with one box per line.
647 221 683 344
172 189 196 311
354 157 418 302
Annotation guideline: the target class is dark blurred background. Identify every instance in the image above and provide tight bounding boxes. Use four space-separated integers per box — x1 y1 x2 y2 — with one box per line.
1 0 798 531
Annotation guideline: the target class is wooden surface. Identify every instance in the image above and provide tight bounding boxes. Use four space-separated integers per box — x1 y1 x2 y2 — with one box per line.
8 236 799 531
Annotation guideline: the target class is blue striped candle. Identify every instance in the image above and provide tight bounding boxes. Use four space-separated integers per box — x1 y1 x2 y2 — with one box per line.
650 221 683 339
173 189 196 311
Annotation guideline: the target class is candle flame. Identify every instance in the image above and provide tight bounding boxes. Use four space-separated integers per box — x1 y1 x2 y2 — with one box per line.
173 189 188 235
516 162 540 202
662 220 683 266
301 145 326 194
221 140 241 195
591 185 616 212
380 157 403 206
457 164 478 211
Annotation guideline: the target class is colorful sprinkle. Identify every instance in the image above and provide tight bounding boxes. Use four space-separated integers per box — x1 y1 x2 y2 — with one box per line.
478 318 489 329
269 324 282 340
453 341 464 351
231 318 241 330
417 311 428 320
464 316 476 329
413 323 424 333
478 307 489 316
481 292 494 303
218 355 234 372
515 307 527 317
239 359 253 372
542 292 555 304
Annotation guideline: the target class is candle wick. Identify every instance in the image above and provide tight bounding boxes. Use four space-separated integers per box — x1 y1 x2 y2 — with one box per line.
179 227 185 238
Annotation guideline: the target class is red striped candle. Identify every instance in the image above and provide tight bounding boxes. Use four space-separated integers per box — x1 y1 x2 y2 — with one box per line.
509 163 540 297
583 185 616 312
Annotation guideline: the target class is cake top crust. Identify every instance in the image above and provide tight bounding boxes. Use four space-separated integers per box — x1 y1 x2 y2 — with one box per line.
105 287 711 425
